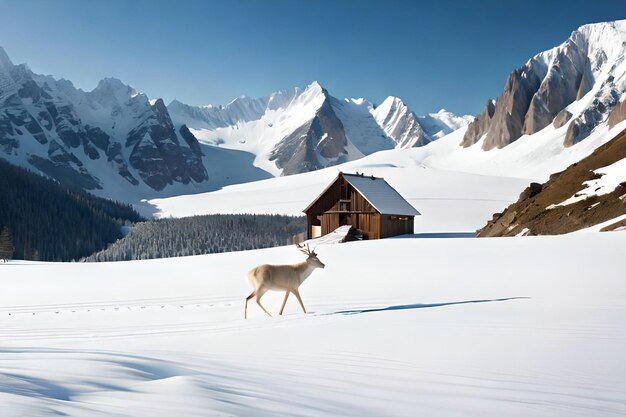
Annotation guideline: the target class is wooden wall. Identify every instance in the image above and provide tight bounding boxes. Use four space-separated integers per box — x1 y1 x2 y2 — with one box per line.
380 215 414 238
306 175 414 240
306 181 340 215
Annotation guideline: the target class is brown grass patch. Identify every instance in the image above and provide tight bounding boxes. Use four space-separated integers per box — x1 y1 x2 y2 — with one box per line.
478 127 626 236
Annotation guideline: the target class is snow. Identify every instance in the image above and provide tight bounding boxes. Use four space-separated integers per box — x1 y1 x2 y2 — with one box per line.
149 140 532 233
187 82 327 176
3 20 626 415
341 173 420 216
555 158 626 206
332 96 395 155
172 85 471 177
304 225 353 249
150 117 626 232
1 232 625 416
571 213 626 233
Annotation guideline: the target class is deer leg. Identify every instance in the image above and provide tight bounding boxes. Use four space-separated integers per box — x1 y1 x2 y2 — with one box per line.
279 291 290 315
244 291 256 319
293 289 307 314
256 288 272 317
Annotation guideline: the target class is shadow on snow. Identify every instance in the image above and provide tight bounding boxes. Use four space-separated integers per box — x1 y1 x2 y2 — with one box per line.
331 297 529 316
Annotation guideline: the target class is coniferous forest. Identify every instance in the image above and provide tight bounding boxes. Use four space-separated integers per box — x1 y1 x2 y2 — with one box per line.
85 214 306 261
0 159 144 261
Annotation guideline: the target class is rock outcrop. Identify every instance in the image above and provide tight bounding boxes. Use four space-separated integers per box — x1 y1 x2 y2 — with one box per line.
0 47 208 193
608 97 626 129
463 21 626 151
270 95 349 175
477 127 626 236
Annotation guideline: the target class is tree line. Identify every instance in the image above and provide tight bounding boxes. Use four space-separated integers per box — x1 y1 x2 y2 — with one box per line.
84 214 306 261
0 158 144 261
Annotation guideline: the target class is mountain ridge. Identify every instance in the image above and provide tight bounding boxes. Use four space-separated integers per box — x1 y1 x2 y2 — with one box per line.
462 20 626 151
0 47 209 198
170 81 472 175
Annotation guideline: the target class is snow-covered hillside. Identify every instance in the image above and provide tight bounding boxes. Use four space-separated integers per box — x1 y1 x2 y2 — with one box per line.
149 116 626 231
0 47 216 200
151 19 626 225
1 232 625 416
371 98 472 148
169 82 472 176
150 128 532 233
463 20 626 151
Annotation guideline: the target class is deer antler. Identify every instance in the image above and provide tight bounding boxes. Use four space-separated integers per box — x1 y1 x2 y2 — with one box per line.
295 243 314 255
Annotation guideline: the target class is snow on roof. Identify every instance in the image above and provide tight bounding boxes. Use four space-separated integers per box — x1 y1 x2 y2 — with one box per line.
342 173 420 216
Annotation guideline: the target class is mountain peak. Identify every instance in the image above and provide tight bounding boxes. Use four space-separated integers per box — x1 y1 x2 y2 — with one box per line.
0 46 14 69
575 18 626 35
97 77 125 87
308 80 322 89
89 77 139 105
305 80 328 96
375 96 409 117
463 18 626 151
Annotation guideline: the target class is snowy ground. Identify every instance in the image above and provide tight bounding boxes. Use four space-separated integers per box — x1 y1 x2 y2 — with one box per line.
149 129 534 233
1 232 625 416
149 122 626 232
4 120 626 416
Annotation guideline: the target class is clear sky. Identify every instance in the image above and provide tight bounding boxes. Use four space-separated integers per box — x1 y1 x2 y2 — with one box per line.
1 0 625 115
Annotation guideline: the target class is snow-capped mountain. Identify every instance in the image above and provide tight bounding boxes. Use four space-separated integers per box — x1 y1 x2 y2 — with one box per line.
462 20 626 150
0 42 470 199
0 47 208 198
371 97 473 148
168 82 472 176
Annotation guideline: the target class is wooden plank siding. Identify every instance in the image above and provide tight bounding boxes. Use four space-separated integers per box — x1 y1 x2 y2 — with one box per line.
305 173 416 240
380 215 414 238
307 176 381 239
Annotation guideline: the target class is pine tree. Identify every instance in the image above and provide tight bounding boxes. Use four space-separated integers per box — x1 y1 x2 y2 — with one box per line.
0 227 14 262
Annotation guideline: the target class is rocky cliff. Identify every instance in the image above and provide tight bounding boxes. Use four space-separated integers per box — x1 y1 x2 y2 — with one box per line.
463 21 626 150
477 125 626 236
0 47 208 195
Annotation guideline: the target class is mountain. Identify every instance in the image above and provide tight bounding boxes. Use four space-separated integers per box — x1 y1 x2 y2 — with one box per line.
0 158 143 261
371 97 473 148
477 124 626 236
0 43 471 197
462 20 626 150
168 82 472 176
0 47 208 200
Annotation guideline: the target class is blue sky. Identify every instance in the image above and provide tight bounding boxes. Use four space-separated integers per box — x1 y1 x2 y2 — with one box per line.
1 0 625 115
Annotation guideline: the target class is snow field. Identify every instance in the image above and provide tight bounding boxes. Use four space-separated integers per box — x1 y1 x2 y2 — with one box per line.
1 232 625 416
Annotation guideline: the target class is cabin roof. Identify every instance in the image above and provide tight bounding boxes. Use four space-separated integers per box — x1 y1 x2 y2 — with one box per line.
303 172 420 216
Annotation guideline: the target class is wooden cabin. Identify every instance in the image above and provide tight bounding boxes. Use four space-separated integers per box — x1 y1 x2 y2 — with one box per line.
303 172 420 240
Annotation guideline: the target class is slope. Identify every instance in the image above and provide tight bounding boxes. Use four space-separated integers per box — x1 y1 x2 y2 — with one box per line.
149 128 533 234
0 47 212 199
478 125 626 236
0 158 143 261
170 82 472 176
0 233 624 416
462 20 626 151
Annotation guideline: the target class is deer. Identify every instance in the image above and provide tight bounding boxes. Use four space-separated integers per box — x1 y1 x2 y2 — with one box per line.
244 243 325 319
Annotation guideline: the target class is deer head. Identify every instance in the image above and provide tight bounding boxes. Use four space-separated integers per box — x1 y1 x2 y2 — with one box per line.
296 243 325 269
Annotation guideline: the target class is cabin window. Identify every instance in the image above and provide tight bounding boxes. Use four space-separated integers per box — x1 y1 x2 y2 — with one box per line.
339 183 351 212
340 183 352 200
390 216 409 221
